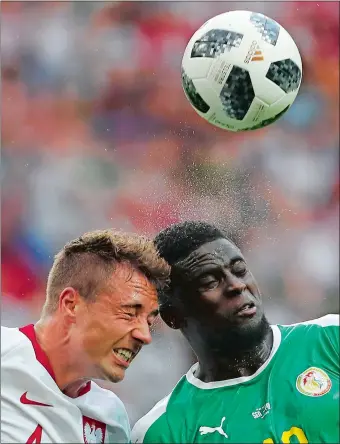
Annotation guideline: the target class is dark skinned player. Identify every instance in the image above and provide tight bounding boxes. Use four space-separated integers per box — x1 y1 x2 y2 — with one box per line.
132 221 339 444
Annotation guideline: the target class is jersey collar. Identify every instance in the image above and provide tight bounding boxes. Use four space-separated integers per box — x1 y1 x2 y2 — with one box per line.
186 325 281 389
19 324 56 381
19 324 92 397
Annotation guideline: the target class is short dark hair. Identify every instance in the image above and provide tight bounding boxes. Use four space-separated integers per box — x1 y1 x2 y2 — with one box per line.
43 229 170 315
154 221 232 266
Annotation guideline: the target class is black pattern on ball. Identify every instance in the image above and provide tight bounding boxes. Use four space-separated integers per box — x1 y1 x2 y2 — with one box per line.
245 105 290 131
181 69 210 114
250 12 280 46
191 29 243 58
220 66 254 120
266 59 301 93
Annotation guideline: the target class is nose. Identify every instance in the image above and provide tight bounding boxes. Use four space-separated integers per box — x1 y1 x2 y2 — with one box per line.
131 321 152 345
225 274 246 296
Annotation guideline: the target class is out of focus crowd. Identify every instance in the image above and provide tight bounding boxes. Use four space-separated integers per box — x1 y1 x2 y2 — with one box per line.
1 1 339 424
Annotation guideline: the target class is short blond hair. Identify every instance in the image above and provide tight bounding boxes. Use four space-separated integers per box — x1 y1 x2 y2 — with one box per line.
43 229 170 315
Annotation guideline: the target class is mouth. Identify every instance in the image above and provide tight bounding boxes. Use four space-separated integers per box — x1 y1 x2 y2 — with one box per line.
112 348 136 368
235 302 257 317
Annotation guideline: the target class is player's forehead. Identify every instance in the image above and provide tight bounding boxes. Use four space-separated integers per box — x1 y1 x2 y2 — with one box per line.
193 238 242 261
107 263 158 307
178 238 244 276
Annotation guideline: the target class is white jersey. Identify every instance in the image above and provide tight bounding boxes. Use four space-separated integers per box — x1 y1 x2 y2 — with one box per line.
1 325 131 444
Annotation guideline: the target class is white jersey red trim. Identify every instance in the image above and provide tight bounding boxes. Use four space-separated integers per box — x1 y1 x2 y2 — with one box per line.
1 324 131 443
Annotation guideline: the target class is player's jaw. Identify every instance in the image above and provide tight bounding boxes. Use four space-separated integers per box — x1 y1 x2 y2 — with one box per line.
188 287 266 354
196 310 270 358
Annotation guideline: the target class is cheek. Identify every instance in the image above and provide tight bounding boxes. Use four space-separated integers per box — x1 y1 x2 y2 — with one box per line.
246 275 260 295
84 318 133 355
80 316 115 354
200 290 221 306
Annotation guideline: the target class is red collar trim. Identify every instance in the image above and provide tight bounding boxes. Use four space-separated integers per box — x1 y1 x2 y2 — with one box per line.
19 324 92 398
77 381 92 397
19 324 56 382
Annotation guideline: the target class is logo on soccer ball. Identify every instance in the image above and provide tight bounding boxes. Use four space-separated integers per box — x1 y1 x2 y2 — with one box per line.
296 367 332 397
244 41 264 64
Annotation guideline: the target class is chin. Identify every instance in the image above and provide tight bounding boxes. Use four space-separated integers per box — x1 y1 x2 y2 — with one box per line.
106 373 124 383
98 364 125 383
207 313 270 353
236 309 264 331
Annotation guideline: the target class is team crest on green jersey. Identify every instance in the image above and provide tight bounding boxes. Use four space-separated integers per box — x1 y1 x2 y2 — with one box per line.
296 367 332 397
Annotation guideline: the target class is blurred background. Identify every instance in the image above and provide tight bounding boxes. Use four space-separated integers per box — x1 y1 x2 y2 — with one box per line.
1 1 339 425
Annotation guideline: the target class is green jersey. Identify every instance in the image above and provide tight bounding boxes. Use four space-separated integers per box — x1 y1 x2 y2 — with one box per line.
132 315 339 444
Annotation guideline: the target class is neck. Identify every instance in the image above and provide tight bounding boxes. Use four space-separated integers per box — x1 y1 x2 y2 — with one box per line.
193 327 273 382
35 317 90 395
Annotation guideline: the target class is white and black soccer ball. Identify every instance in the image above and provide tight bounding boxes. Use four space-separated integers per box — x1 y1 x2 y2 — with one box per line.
181 10 302 132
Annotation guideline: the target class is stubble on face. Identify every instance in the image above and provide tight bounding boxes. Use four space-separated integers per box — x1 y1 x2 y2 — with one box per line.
173 239 271 357
76 263 159 382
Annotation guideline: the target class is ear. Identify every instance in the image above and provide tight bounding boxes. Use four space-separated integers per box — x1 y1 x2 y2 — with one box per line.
160 303 182 330
159 290 186 330
58 287 82 321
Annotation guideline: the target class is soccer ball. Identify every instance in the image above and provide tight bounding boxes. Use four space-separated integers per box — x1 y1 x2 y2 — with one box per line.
181 10 302 132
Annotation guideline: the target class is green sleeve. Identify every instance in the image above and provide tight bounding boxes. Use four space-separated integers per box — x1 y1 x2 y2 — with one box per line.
143 415 172 443
131 395 172 443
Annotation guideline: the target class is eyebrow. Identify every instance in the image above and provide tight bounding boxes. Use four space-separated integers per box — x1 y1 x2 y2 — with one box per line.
121 303 159 318
195 257 246 276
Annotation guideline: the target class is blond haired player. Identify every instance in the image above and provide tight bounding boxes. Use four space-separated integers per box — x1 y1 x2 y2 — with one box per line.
2 230 169 443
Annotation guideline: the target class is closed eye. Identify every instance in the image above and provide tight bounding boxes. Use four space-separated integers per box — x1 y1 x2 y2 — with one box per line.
122 307 137 318
232 260 247 276
124 311 136 318
121 303 139 316
147 311 159 327
198 275 221 290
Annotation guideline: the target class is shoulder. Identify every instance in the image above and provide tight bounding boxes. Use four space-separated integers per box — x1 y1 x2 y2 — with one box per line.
279 314 339 330
84 381 131 442
131 394 171 444
1 326 27 357
277 314 339 351
91 380 129 418
287 314 339 327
